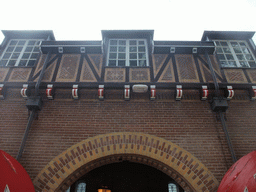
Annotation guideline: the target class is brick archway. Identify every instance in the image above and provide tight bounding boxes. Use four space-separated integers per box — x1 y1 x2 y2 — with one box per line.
33 132 219 192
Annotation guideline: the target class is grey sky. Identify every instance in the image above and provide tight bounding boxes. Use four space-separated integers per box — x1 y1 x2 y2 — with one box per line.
0 0 256 43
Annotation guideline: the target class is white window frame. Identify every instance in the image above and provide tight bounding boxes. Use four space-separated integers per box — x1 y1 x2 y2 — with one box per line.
214 40 256 68
0 39 42 67
107 39 149 67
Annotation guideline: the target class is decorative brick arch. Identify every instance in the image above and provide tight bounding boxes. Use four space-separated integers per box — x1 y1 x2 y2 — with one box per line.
33 132 219 192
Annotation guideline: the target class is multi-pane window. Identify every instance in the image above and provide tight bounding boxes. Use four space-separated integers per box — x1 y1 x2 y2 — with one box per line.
0 39 41 67
108 39 148 67
76 182 86 192
214 40 256 68
168 183 178 192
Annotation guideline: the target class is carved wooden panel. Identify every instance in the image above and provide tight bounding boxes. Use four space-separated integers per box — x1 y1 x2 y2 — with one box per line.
33 54 56 78
104 68 126 82
246 69 256 83
152 54 168 78
88 54 103 77
158 59 175 82
80 57 97 82
175 54 199 83
56 54 80 82
224 69 247 83
0 68 9 82
129 68 150 82
8 68 32 82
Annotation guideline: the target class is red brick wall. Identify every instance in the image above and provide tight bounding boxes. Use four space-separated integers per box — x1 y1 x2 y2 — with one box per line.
1 88 255 184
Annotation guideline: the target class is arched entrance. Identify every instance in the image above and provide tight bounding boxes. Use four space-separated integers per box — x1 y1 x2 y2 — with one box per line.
68 161 184 192
33 132 219 192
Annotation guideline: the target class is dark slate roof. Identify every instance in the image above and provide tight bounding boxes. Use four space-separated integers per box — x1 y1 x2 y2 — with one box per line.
1 30 55 40
201 31 255 41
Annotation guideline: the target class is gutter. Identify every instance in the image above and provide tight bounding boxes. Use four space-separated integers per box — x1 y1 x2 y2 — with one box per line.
205 52 237 163
16 52 52 161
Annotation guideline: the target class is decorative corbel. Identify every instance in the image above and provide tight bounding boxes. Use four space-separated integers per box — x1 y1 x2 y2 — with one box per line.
20 84 29 99
124 85 130 101
46 84 53 100
250 86 256 100
150 85 156 101
98 85 104 100
201 86 208 101
226 86 234 100
72 85 79 99
176 85 182 101
0 84 4 100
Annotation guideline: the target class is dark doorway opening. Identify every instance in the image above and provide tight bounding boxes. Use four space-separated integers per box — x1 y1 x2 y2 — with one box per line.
69 161 184 192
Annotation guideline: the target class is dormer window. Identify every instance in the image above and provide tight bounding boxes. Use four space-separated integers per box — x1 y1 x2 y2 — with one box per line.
0 39 41 67
214 40 256 68
107 39 148 67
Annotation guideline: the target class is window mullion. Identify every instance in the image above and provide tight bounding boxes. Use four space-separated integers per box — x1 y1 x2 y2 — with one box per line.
145 39 149 67
228 41 241 67
15 40 28 66
126 39 129 66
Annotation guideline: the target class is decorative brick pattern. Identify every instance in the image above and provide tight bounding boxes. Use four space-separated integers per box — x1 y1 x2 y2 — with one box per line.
199 55 223 81
246 69 256 83
34 58 58 82
88 54 103 77
56 55 80 82
158 59 175 82
129 68 150 82
104 68 126 82
33 54 56 78
33 132 219 192
0 68 9 82
43 60 57 82
80 57 97 82
224 69 247 83
175 55 199 83
198 57 223 83
152 54 168 78
8 68 32 82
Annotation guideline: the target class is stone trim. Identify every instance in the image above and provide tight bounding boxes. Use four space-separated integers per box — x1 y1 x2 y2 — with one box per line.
33 132 219 192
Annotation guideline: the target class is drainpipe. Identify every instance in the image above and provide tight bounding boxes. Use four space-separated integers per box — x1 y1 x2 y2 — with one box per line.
205 53 237 163
16 51 52 161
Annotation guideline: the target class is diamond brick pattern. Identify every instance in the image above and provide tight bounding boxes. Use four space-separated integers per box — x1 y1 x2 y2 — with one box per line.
130 68 150 82
224 69 247 83
0 68 9 81
33 54 56 78
199 55 222 80
152 54 168 78
88 54 103 77
56 55 80 82
33 132 219 192
8 68 31 82
198 58 214 83
175 55 199 83
158 59 175 82
80 58 97 82
104 68 125 82
246 69 256 83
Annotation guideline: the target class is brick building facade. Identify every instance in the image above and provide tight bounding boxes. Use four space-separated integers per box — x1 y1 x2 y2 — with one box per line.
0 30 256 192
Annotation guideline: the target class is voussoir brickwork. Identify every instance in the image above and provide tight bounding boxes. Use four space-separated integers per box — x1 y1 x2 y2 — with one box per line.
33 132 219 192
